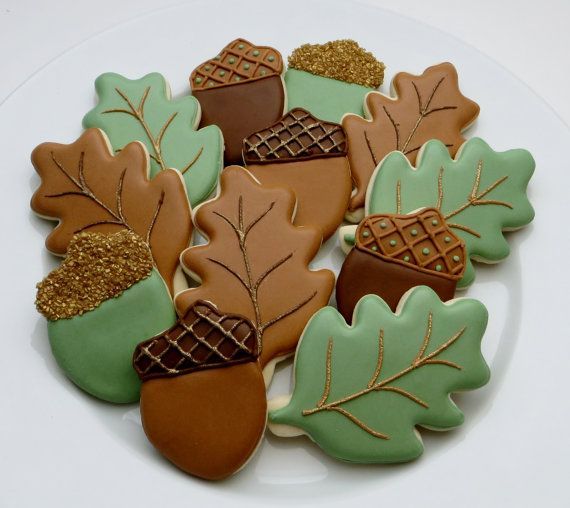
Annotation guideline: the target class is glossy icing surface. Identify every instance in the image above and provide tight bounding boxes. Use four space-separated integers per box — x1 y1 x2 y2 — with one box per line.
366 138 535 287
83 72 223 206
31 128 192 295
343 62 479 213
269 286 490 463
48 269 176 403
285 69 372 123
175 166 334 369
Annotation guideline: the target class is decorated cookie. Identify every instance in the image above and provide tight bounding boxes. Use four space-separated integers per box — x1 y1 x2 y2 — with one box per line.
134 300 265 480
35 231 177 403
174 166 335 381
243 108 351 240
83 72 223 207
340 137 535 287
285 40 385 123
337 208 466 319
190 38 285 164
31 128 192 295
268 286 490 463
343 62 479 219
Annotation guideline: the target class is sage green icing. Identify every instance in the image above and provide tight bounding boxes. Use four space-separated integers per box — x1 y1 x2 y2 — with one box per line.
284 69 372 123
269 286 490 463
83 72 223 207
47 269 176 404
366 138 535 287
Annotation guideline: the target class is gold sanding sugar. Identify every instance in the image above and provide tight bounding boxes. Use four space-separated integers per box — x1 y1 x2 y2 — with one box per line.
36 230 154 321
288 39 385 88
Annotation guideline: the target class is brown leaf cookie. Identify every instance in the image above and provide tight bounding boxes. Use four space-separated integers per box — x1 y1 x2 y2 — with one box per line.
336 208 466 321
134 300 266 480
243 108 351 241
174 165 334 379
31 128 192 294
343 62 479 217
190 38 286 164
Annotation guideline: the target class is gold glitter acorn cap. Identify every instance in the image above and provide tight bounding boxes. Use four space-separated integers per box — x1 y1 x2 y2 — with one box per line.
36 230 153 321
288 39 385 88
191 38 283 91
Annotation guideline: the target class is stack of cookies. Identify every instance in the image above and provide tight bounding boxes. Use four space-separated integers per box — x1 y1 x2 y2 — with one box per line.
31 38 535 480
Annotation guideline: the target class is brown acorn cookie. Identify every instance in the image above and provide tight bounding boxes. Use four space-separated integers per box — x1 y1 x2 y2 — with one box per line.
243 108 351 241
336 208 466 321
190 38 286 164
134 300 266 481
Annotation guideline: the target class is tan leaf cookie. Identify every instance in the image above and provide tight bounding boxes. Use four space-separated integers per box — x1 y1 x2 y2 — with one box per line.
243 108 351 241
343 62 480 219
174 165 335 381
190 38 286 164
134 300 266 480
31 128 192 294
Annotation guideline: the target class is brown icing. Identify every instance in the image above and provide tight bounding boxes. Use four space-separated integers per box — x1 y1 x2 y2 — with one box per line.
193 76 285 164
243 108 351 240
141 360 266 480
190 38 283 90
191 39 285 164
133 300 259 381
243 108 347 163
247 158 351 241
336 208 466 320
137 300 266 480
31 128 192 295
343 62 480 212
174 166 334 369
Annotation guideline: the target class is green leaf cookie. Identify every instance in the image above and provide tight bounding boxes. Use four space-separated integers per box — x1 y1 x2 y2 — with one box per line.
269 286 490 464
83 72 223 207
365 138 535 287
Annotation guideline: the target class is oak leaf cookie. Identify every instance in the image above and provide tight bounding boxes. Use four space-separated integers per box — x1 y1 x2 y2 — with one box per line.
340 137 535 287
243 108 351 241
83 72 223 207
35 231 177 403
268 286 490 463
174 166 335 382
336 208 466 320
285 39 385 123
343 62 479 220
31 128 192 295
133 301 266 481
190 38 286 164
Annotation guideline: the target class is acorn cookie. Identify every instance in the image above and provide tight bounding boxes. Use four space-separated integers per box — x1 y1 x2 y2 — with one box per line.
134 300 266 480
285 39 385 123
243 108 351 241
190 38 286 164
336 208 466 320
35 231 176 403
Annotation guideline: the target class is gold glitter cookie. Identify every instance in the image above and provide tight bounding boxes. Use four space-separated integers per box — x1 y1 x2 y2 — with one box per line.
285 40 385 123
35 230 177 404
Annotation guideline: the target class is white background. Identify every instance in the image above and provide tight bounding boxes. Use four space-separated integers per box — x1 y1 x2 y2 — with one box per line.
2 0 569 125
0 1 569 507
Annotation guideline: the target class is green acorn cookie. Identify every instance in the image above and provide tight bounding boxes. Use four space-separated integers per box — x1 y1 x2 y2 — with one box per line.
35 230 177 403
285 40 385 123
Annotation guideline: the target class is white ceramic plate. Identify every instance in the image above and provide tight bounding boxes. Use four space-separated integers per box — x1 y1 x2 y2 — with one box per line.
1 1 568 506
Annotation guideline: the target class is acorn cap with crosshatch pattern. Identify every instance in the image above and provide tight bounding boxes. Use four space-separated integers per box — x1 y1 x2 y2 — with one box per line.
190 38 283 91
133 300 259 381
242 108 347 163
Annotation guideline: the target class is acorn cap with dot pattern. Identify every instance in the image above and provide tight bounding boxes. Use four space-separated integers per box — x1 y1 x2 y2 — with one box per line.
355 208 466 281
190 38 283 91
